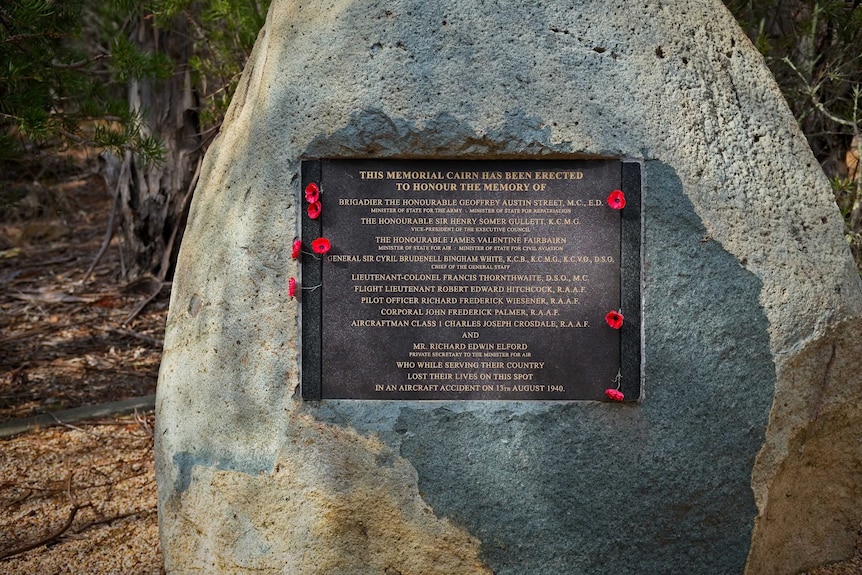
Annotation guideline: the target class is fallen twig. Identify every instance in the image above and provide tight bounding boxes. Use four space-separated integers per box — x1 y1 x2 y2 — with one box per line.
0 474 91 561
1 489 33 509
48 413 96 436
0 506 83 560
8 291 96 304
0 320 87 345
134 409 154 438
75 508 154 533
11 255 79 270
101 326 164 347
123 282 170 325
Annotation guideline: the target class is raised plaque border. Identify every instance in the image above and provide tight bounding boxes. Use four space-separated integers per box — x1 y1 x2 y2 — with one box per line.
619 161 642 402
300 160 323 400
300 159 642 402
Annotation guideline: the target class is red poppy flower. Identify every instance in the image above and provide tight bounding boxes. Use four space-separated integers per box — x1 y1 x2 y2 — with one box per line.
605 310 624 329
605 388 624 402
288 277 297 298
307 201 322 219
607 189 626 210
291 239 302 259
305 182 320 203
311 237 331 254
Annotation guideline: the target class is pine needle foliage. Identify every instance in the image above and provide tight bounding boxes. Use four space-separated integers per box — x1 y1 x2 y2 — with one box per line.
0 0 169 165
1 0 269 167
156 0 269 133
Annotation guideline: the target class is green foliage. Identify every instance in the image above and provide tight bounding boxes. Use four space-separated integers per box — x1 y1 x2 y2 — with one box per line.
1 0 269 167
110 36 173 83
169 0 269 132
1 0 85 157
0 0 168 164
92 112 166 165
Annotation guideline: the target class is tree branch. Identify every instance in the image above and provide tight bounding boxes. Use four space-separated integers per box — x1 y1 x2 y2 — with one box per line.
82 152 129 284
50 54 109 69
784 57 861 129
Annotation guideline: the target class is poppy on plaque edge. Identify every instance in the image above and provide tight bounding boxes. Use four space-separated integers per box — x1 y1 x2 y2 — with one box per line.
307 201 322 219
311 237 331 254
607 189 626 210
605 310 624 329
305 182 320 203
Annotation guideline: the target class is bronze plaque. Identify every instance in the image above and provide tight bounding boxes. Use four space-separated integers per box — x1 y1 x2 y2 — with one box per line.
300 160 641 401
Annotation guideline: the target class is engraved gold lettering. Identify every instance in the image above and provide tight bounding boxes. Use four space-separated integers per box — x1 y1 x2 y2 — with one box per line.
324 161 624 400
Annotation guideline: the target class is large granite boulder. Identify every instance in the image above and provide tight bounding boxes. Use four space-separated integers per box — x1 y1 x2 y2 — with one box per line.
155 1 862 573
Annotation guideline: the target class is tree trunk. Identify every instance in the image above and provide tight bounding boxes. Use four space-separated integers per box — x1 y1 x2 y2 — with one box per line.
118 12 200 281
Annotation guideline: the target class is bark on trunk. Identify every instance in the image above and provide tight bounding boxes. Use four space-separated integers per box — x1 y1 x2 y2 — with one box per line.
118 13 200 281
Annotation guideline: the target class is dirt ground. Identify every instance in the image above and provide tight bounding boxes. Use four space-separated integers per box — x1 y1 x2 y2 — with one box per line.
1 158 860 574
1 156 164 573
0 415 161 574
0 165 164 422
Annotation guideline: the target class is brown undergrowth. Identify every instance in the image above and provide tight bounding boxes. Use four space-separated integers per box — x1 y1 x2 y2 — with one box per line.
0 413 161 574
1 154 165 572
1 156 166 423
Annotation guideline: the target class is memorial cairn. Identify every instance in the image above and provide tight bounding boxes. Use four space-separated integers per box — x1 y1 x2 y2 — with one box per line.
155 1 862 574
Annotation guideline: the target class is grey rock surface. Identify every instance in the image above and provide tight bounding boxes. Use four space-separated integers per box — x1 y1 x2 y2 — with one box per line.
155 1 862 574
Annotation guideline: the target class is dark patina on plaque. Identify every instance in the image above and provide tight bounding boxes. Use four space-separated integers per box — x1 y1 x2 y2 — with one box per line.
300 160 641 401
